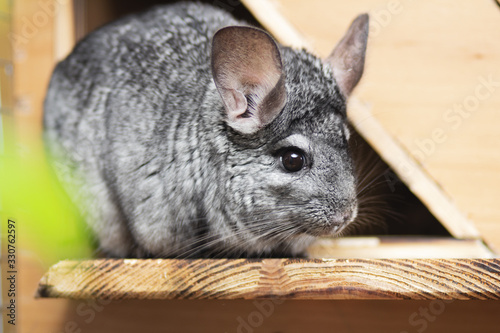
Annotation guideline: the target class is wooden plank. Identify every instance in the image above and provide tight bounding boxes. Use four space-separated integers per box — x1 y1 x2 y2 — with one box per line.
240 0 311 49
242 0 500 251
307 237 494 259
15 253 500 333
37 258 500 300
53 0 75 62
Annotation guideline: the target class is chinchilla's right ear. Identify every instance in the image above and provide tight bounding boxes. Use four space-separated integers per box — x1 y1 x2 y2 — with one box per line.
211 26 286 135
325 14 369 97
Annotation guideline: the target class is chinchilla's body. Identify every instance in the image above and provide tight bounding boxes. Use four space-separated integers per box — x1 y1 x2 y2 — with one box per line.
44 2 369 258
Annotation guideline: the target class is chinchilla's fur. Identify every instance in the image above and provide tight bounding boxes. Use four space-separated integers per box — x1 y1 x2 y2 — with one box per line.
44 2 369 258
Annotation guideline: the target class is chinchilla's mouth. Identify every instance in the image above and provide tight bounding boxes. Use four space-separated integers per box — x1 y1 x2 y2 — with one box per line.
301 207 357 237
302 222 348 237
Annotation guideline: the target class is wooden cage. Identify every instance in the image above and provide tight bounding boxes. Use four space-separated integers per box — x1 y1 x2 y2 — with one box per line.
2 0 500 332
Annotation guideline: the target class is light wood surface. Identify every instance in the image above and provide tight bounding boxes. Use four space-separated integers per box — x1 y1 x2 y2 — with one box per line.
242 0 500 252
53 0 75 62
37 258 500 300
307 237 494 259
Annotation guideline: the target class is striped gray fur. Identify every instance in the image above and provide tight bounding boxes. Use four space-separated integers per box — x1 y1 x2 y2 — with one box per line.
43 2 368 258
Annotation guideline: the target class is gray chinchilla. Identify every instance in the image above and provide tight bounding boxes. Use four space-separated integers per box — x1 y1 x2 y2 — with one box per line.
43 2 369 258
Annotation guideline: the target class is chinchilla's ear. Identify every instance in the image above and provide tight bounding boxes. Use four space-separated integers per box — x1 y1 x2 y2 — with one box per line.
211 26 286 135
325 14 369 97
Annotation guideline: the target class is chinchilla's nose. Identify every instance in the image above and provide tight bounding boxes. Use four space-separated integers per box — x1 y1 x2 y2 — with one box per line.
330 211 351 225
330 202 358 225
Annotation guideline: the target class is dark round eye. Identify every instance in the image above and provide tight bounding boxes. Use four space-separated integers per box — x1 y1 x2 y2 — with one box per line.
280 149 305 172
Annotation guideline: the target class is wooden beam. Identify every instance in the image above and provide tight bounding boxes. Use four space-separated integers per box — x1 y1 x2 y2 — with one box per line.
241 0 311 50
37 258 500 300
53 0 75 62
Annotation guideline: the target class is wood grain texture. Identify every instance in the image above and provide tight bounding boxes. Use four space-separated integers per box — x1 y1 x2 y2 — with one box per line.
242 0 500 253
37 258 500 300
19 252 500 333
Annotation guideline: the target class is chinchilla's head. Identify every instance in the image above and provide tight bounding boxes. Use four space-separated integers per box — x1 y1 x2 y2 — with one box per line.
211 15 369 256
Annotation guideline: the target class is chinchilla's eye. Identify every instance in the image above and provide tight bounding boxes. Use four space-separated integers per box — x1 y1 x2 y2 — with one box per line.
280 149 305 172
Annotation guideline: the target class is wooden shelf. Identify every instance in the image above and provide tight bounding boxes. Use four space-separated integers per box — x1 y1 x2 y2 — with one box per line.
37 257 500 300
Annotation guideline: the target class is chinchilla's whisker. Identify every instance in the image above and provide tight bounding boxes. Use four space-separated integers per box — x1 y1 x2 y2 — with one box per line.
356 172 391 197
171 214 293 258
347 204 391 235
355 162 385 188
173 205 299 232
177 216 303 258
